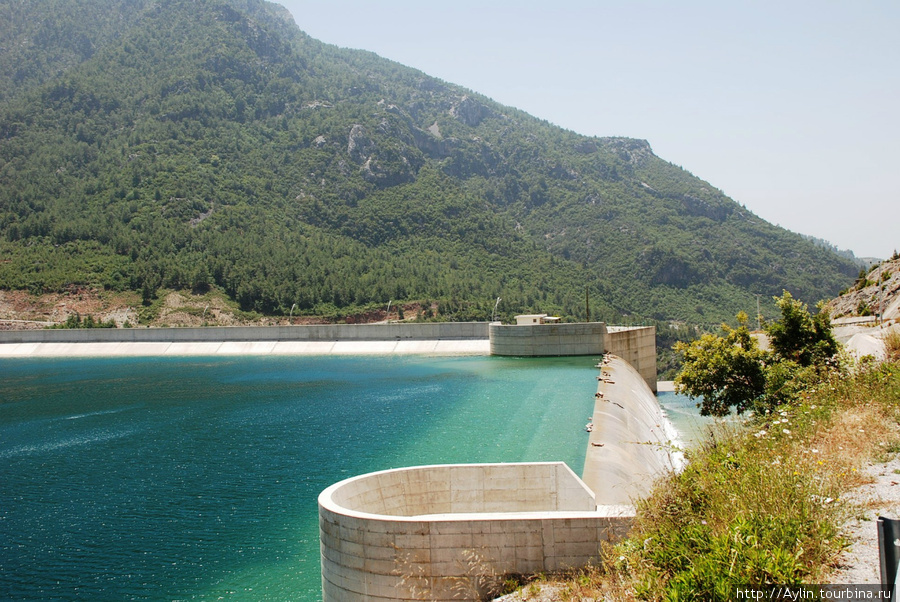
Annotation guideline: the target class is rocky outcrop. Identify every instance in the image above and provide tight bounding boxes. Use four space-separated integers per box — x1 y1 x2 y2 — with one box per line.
347 122 419 186
574 140 599 154
602 137 654 167
826 258 900 320
381 104 454 159
450 95 493 127
347 124 374 163
360 153 415 186
679 193 734 222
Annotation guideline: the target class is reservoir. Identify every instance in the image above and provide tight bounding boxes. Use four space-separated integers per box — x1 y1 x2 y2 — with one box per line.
0 355 601 601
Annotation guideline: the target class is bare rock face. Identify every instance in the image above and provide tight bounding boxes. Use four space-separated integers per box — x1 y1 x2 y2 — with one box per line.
360 156 379 182
347 118 421 187
347 124 374 163
604 137 654 167
450 95 492 127
825 258 900 320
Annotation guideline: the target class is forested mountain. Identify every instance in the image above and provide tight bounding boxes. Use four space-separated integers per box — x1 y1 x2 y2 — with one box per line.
0 0 859 324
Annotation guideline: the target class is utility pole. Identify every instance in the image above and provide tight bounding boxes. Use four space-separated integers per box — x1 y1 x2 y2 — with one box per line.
756 295 761 331
585 287 591 322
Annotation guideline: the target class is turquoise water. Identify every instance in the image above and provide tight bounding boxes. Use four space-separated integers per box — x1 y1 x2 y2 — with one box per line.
0 355 599 601
656 390 721 447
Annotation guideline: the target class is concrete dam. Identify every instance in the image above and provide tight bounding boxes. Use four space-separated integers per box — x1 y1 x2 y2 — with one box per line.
0 319 672 599
317 354 675 601
0 320 657 391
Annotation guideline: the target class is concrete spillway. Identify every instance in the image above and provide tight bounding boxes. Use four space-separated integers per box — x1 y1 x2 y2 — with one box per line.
583 354 681 506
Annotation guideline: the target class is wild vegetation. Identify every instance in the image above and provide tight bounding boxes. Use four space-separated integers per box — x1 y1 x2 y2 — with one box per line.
0 0 858 330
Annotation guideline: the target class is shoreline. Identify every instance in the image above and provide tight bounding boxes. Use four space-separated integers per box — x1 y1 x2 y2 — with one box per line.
0 339 491 358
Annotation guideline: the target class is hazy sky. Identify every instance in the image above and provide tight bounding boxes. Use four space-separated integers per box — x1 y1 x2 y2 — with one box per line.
278 1 898 260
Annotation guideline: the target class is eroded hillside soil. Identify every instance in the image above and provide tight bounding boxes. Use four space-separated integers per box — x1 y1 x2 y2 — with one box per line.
0 288 427 329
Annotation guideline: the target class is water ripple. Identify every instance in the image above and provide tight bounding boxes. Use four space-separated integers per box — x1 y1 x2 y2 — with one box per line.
0 427 138 459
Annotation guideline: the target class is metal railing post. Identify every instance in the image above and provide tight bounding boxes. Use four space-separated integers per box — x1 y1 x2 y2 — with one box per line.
878 516 900 600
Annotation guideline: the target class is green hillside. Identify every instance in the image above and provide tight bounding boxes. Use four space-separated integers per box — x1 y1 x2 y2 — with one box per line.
0 0 858 324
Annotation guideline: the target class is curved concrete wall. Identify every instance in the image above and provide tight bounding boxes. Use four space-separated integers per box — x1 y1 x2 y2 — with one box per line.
606 326 657 392
583 355 680 506
318 463 631 601
489 323 606 356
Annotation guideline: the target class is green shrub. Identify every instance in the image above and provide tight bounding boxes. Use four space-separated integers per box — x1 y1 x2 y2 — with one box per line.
627 422 843 601
48 313 116 328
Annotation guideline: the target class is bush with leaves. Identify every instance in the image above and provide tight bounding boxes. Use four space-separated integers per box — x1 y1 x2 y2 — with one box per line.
48 312 116 329
674 312 767 416
767 291 838 367
676 292 840 416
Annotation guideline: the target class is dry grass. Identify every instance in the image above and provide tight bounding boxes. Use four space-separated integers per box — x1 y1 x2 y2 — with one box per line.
885 329 900 362
499 564 633 602
450 549 511 601
394 545 523 601
804 398 900 487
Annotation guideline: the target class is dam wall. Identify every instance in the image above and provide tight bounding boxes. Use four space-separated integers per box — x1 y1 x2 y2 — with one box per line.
0 323 658 392
583 354 680 506
0 322 488 344
315 347 671 601
318 462 631 601
489 323 656 392
488 322 606 357
606 326 657 392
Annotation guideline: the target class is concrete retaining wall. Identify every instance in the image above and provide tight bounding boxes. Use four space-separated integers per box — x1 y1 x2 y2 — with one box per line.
0 322 488 344
319 462 631 601
489 323 657 390
489 323 606 357
606 326 657 392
